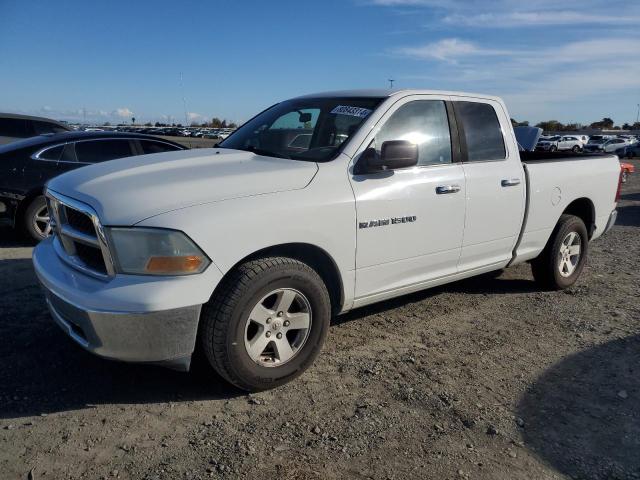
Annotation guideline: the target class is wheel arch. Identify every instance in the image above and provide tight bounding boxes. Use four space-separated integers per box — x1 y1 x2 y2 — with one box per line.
562 197 595 238
215 243 345 315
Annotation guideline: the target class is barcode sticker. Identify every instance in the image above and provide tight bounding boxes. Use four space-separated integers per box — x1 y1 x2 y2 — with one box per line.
330 105 372 118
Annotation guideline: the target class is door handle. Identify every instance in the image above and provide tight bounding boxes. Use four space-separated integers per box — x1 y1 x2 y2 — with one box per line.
435 184 461 194
501 178 521 187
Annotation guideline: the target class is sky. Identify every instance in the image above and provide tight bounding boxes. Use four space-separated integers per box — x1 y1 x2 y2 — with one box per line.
1 0 639 126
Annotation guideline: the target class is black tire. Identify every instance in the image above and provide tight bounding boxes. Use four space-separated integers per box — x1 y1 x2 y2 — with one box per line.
621 171 628 183
23 195 50 242
572 145 580 153
531 214 588 290
200 257 331 391
550 145 557 152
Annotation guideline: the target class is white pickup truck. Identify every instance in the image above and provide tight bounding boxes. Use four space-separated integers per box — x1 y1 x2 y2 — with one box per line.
33 90 622 391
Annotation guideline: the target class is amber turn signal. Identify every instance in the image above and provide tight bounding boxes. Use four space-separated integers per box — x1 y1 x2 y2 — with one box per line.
146 255 204 274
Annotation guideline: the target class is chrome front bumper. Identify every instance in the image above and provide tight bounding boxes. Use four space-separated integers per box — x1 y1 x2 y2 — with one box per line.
44 289 200 371
33 237 208 371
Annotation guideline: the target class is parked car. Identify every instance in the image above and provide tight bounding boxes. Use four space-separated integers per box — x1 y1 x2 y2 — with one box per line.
584 137 628 153
615 143 640 158
33 90 621 391
620 162 635 183
0 131 186 241
536 135 583 152
0 113 71 145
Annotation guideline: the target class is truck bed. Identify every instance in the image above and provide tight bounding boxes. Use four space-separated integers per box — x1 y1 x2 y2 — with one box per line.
512 151 620 265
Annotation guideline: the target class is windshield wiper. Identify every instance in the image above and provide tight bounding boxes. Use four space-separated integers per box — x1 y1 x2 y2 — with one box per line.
242 145 290 159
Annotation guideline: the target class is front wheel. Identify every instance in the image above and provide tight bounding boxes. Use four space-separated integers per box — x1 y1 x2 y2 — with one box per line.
572 145 581 153
550 145 557 152
200 257 331 391
531 214 588 290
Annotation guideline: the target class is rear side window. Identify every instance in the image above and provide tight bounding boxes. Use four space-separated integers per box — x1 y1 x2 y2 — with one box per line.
0 118 32 137
74 139 134 163
38 145 63 161
374 100 452 166
33 121 68 135
456 102 506 162
140 140 182 154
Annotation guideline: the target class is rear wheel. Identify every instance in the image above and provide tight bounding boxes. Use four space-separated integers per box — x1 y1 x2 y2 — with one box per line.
531 214 588 290
621 170 628 183
23 195 51 241
200 257 331 391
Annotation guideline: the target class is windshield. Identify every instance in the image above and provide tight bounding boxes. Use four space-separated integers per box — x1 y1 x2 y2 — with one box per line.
218 97 384 161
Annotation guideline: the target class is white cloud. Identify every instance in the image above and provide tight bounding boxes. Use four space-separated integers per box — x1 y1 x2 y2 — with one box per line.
366 0 640 27
187 112 206 122
113 107 134 118
393 38 510 62
392 36 640 123
443 11 640 27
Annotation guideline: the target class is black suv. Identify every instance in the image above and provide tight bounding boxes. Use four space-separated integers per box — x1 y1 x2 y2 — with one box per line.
0 131 186 240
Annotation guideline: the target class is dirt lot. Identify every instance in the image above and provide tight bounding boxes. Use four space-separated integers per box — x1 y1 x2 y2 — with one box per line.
1 160 638 480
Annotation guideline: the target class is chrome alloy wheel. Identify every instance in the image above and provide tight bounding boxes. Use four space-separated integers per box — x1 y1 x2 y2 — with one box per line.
558 231 581 277
244 288 312 367
33 205 52 238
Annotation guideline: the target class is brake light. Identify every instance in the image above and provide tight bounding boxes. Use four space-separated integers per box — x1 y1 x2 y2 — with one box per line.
615 167 623 203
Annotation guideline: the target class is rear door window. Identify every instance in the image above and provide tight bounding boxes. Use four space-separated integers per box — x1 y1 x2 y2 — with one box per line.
139 140 182 154
33 121 68 135
74 139 134 163
455 101 506 162
0 118 32 137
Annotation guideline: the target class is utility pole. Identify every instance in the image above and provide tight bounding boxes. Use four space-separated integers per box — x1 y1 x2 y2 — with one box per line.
180 72 188 127
388 79 395 89
636 103 639 124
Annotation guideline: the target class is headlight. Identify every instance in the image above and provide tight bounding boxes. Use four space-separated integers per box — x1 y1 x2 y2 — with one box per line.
107 228 210 276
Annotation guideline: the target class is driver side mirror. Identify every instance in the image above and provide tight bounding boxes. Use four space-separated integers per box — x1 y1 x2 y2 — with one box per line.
354 140 419 175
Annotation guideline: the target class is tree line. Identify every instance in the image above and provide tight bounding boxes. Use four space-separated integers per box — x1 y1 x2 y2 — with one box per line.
511 118 640 132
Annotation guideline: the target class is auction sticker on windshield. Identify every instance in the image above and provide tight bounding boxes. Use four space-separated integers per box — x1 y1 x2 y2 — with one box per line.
330 105 372 118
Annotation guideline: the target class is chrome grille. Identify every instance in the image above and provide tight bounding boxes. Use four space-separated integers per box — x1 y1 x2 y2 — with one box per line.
46 190 115 279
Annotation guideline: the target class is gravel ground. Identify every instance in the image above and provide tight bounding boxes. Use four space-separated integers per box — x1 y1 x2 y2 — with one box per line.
1 160 638 480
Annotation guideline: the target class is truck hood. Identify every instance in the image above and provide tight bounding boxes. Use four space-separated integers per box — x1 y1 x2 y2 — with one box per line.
47 148 318 225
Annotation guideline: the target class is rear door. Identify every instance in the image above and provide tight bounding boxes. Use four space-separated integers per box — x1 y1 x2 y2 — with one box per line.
452 98 525 271
350 95 466 300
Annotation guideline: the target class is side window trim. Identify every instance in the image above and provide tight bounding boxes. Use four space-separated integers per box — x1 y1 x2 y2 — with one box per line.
444 101 463 164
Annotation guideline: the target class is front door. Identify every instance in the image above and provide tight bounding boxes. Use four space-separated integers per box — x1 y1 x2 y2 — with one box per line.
350 96 466 301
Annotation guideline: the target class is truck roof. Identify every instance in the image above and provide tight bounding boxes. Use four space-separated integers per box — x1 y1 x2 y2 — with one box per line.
294 89 503 102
